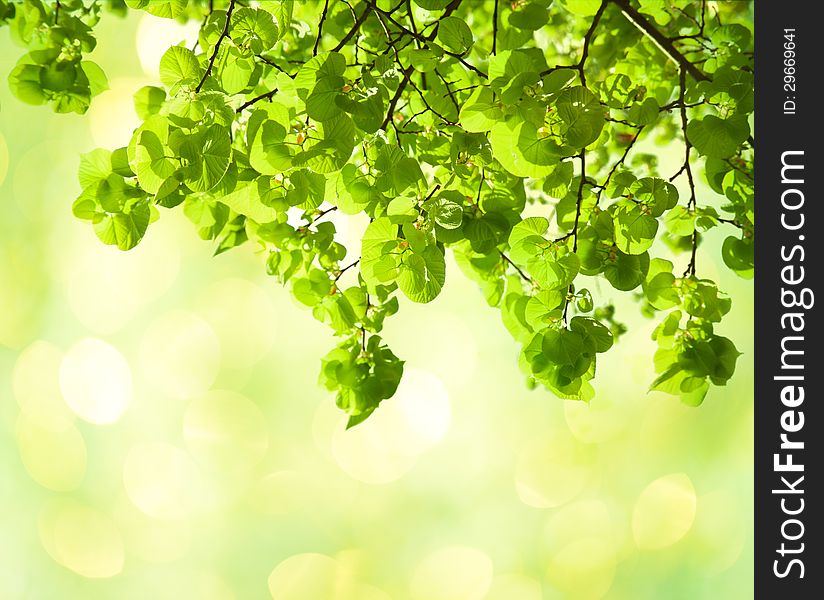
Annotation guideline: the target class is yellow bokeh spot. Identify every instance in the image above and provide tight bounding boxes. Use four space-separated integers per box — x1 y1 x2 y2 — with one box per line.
123 442 204 520
88 77 150 149
632 473 697 550
692 491 746 573
250 471 318 516
409 546 493 600
139 311 221 399
188 571 238 600
16 415 86 492
13 340 74 431
515 430 595 508
195 279 278 370
546 538 616 600
331 369 450 484
564 392 628 444
544 500 624 558
114 498 192 564
485 573 543 600
136 15 200 79
12 140 78 221
267 553 358 600
39 500 124 579
65 232 180 335
59 338 132 425
184 389 270 473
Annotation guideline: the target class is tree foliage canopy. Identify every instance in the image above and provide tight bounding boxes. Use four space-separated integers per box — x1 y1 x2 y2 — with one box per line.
1 0 754 426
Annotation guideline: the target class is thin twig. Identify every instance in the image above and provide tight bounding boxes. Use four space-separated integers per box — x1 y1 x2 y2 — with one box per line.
335 259 361 281
196 0 236 93
236 88 278 112
313 0 330 56
492 0 499 55
498 250 532 284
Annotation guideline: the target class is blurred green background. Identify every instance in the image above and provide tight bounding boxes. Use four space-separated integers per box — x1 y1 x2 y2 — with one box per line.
0 9 753 600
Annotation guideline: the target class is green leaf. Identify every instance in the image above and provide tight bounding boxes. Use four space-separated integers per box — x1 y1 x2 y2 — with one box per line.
423 194 463 229
642 258 679 310
509 3 550 30
437 16 473 53
687 114 750 159
525 290 564 329
555 86 605 148
217 180 279 223
80 61 108 97
231 7 279 53
490 117 567 178
721 235 754 279
398 245 446 303
134 86 166 119
664 205 695 236
604 250 649 291
94 199 151 251
159 45 201 88
459 87 502 133
613 203 658 255
126 0 189 19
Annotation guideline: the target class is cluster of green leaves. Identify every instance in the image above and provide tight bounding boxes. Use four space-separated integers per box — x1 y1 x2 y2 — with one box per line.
1 0 754 424
3 0 119 112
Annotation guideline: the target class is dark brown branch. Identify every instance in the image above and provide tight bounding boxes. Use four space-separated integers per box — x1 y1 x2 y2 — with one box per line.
610 0 708 82
196 0 236 93
572 150 587 253
313 0 330 56
498 250 532 284
595 126 644 196
236 88 278 112
308 205 338 225
577 0 608 87
381 66 415 130
335 259 361 281
332 4 372 52
363 0 487 78
672 66 698 278
492 0 499 55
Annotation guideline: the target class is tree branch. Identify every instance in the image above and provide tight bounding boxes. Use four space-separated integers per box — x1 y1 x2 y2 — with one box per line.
196 0 236 93
332 4 372 52
313 0 330 56
236 88 278 112
577 0 608 87
498 250 532 284
492 0 499 55
609 0 708 82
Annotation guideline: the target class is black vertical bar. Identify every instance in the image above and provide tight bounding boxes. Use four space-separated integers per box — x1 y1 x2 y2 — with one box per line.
755 1 821 597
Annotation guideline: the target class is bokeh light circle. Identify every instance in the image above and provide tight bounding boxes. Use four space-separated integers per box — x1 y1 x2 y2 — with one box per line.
330 369 450 484
16 415 86 492
59 338 132 425
196 278 278 369
13 340 74 430
632 473 697 550
123 442 204 520
515 430 595 508
139 311 221 399
38 500 124 579
409 546 493 600
136 15 200 79
183 389 270 473
267 553 357 600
